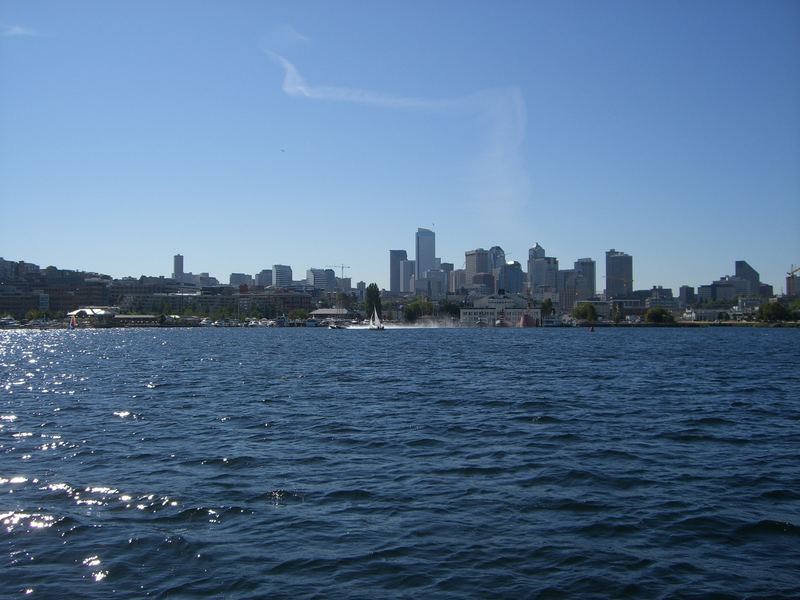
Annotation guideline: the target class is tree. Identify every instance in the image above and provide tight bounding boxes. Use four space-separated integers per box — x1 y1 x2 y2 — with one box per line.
611 303 622 324
440 300 461 319
336 291 354 310
573 302 597 322
757 302 791 322
645 307 675 324
403 298 433 322
541 298 554 317
790 299 800 320
288 308 309 320
365 283 382 319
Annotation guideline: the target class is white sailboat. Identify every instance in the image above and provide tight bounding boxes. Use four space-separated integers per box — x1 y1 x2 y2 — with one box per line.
368 308 385 330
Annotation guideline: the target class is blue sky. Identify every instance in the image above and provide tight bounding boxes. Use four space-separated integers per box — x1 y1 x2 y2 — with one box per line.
2 1 798 292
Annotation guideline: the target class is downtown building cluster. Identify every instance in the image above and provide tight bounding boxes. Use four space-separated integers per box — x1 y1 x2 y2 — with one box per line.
388 228 786 323
0 242 794 324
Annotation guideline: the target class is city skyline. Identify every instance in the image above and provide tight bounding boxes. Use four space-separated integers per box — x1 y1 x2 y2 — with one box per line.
1 2 798 292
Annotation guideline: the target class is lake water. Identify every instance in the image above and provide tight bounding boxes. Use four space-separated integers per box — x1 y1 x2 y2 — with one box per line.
1 327 799 598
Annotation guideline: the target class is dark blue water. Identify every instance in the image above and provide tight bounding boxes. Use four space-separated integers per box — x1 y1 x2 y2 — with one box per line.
2 327 799 598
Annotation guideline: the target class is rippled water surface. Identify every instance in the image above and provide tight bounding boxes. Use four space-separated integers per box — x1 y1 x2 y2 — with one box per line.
2 327 799 598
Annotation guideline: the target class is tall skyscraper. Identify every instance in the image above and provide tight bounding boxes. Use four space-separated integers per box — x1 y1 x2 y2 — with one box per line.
389 250 407 293
497 261 524 294
399 260 415 293
272 264 293 288
527 244 546 292
488 246 506 271
449 269 466 293
415 228 436 281
605 249 633 298
529 244 558 296
557 269 578 310
574 258 596 300
465 248 490 284
173 254 184 281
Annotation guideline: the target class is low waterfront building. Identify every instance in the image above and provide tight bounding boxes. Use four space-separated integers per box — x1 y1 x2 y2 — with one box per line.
309 307 353 321
459 307 541 327
645 287 678 310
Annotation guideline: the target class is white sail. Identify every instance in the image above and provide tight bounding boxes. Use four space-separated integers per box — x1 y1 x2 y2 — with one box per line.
369 308 384 330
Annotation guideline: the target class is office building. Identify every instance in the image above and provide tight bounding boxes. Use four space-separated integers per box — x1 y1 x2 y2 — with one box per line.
734 260 762 296
530 254 559 296
424 269 448 298
229 273 253 287
255 269 273 287
415 228 436 281
605 249 633 298
488 246 506 271
173 254 184 281
272 265 292 288
557 269 578 310
389 250 408 293
788 271 799 298
465 248 490 284
449 269 467 293
527 244 545 291
306 268 336 291
679 285 696 307
399 260 415 293
496 261 524 294
574 258 596 300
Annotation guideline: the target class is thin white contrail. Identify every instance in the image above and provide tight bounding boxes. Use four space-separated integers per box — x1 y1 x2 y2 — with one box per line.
266 50 531 219
268 51 450 110
0 23 37 37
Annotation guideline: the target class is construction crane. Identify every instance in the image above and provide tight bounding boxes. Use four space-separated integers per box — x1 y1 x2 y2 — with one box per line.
326 264 351 280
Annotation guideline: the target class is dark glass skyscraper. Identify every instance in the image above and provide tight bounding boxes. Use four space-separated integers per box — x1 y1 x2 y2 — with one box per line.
389 250 407 293
415 228 435 281
605 249 633 298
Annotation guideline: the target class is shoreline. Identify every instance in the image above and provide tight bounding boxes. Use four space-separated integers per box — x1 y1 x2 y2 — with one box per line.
2 320 798 330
